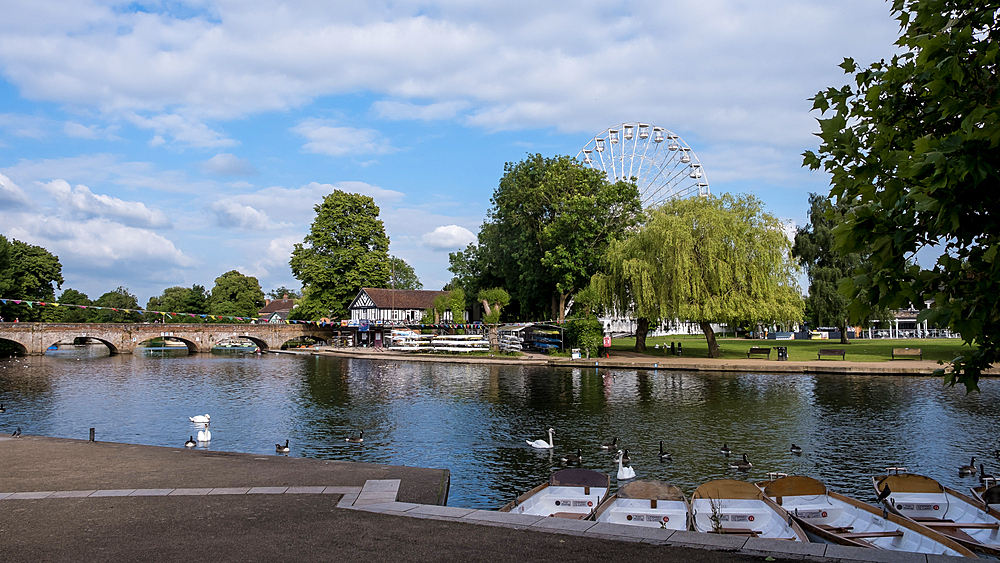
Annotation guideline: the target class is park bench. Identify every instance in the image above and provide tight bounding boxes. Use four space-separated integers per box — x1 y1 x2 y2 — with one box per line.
747 346 771 359
892 347 922 360
817 349 845 360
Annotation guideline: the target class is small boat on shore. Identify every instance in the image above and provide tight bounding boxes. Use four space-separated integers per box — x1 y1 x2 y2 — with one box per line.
591 480 689 529
874 469 1000 557
690 479 808 540
759 475 975 557
971 482 999 505
499 468 609 519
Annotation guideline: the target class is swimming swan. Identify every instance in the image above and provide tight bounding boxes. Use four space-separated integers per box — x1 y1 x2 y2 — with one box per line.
189 414 210 424
526 428 554 449
616 449 636 480
197 424 211 442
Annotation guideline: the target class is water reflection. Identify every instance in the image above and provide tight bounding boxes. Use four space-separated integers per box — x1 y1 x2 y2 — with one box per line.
0 353 997 510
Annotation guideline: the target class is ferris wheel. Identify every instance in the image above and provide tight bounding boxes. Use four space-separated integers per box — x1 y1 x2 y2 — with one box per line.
577 122 709 207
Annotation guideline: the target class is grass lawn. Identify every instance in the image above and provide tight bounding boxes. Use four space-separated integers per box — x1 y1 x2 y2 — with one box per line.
609 334 975 363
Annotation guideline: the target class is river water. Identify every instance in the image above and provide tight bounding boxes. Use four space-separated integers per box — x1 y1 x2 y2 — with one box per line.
1 350 997 510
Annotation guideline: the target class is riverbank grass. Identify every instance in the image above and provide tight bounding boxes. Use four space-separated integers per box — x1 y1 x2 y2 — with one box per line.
611 336 975 363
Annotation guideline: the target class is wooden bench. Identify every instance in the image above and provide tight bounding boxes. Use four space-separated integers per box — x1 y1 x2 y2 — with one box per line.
747 347 771 359
892 347 922 360
817 349 845 360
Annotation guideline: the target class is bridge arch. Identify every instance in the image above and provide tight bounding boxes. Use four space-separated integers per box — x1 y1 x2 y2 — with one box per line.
0 337 27 357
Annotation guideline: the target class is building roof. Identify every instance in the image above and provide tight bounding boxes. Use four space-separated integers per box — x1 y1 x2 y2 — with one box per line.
350 288 449 310
258 298 295 315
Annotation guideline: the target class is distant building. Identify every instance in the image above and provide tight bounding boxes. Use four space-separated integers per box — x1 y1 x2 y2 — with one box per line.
348 288 452 323
257 295 295 324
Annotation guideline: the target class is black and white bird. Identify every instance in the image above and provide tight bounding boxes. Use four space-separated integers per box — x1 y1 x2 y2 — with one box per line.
0 403 6 413
790 444 803 455
980 464 996 485
728 453 752 471
959 457 977 476
620 449 632 466
184 436 196 448
658 441 672 461
600 437 618 450
720 443 732 456
346 430 364 444
276 439 290 453
11 426 21 437
561 449 583 464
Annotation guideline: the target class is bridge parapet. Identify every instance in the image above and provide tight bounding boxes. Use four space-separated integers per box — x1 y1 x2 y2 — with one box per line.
0 323 335 355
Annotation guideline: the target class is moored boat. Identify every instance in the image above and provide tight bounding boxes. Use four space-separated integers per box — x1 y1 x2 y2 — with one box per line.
874 469 1000 557
499 468 609 519
759 475 975 557
690 479 808 540
591 480 689 529
971 482 999 506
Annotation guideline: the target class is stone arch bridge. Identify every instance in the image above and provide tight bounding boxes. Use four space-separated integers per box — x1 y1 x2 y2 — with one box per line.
0 322 337 355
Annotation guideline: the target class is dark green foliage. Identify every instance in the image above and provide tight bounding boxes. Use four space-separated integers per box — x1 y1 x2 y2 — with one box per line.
208 271 264 320
470 154 642 321
55 289 92 322
0 235 64 322
565 317 603 357
267 286 301 300
146 285 209 322
91 287 142 323
289 190 391 320
388 256 422 290
804 0 1000 391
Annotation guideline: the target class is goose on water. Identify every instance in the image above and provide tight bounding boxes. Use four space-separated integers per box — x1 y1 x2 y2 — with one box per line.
600 437 618 450
959 456 977 475
790 444 803 454
0 403 5 413
276 439 290 453
728 453 752 471
184 436 196 448
561 449 583 464
197 424 211 442
720 443 731 456
658 441 672 461
346 430 364 444
621 449 632 466
189 414 210 424
616 449 636 480
526 428 554 449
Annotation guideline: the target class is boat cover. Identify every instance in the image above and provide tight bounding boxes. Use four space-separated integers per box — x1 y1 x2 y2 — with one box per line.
549 468 609 488
693 479 764 500
764 475 827 498
877 473 944 494
617 481 686 501
985 485 1000 505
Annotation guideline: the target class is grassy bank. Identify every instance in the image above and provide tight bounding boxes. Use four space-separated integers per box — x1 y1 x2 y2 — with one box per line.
609 335 974 363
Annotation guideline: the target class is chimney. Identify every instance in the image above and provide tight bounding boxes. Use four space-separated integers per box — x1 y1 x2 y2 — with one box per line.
283 294 289 300
265 299 271 305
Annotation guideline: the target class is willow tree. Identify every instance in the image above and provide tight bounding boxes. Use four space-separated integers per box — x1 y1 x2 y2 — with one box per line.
592 193 803 357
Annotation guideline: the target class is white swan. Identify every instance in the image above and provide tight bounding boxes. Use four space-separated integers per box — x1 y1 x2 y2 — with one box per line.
197 424 211 442
616 449 636 480
189 414 210 424
526 428 554 449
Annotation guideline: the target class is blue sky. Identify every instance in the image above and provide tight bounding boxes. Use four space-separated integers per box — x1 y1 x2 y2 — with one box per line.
0 1 903 305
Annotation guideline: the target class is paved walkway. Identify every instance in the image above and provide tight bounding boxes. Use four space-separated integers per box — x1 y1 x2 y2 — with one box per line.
0 435 968 562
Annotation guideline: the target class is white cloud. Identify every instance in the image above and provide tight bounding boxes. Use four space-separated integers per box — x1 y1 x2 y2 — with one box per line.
0 172 31 208
126 112 236 148
373 100 469 121
292 119 396 156
421 224 476 251
202 153 257 176
39 179 171 228
63 121 119 140
0 113 49 139
210 200 276 230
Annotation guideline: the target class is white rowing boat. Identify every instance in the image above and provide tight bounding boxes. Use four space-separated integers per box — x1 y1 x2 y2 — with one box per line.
499 468 609 519
690 479 808 540
759 475 975 557
591 480 689 529
874 470 1000 557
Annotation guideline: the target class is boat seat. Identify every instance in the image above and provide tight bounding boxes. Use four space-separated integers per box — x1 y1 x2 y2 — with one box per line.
841 531 905 539
817 525 854 533
921 522 999 529
550 512 587 519
708 528 760 537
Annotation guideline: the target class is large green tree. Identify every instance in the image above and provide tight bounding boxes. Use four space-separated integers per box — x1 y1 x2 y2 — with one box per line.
147 285 209 322
793 193 863 344
208 271 265 320
289 190 391 320
804 0 1000 391
91 287 142 323
0 235 64 322
55 289 92 322
388 256 422 290
474 154 642 321
592 194 803 357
